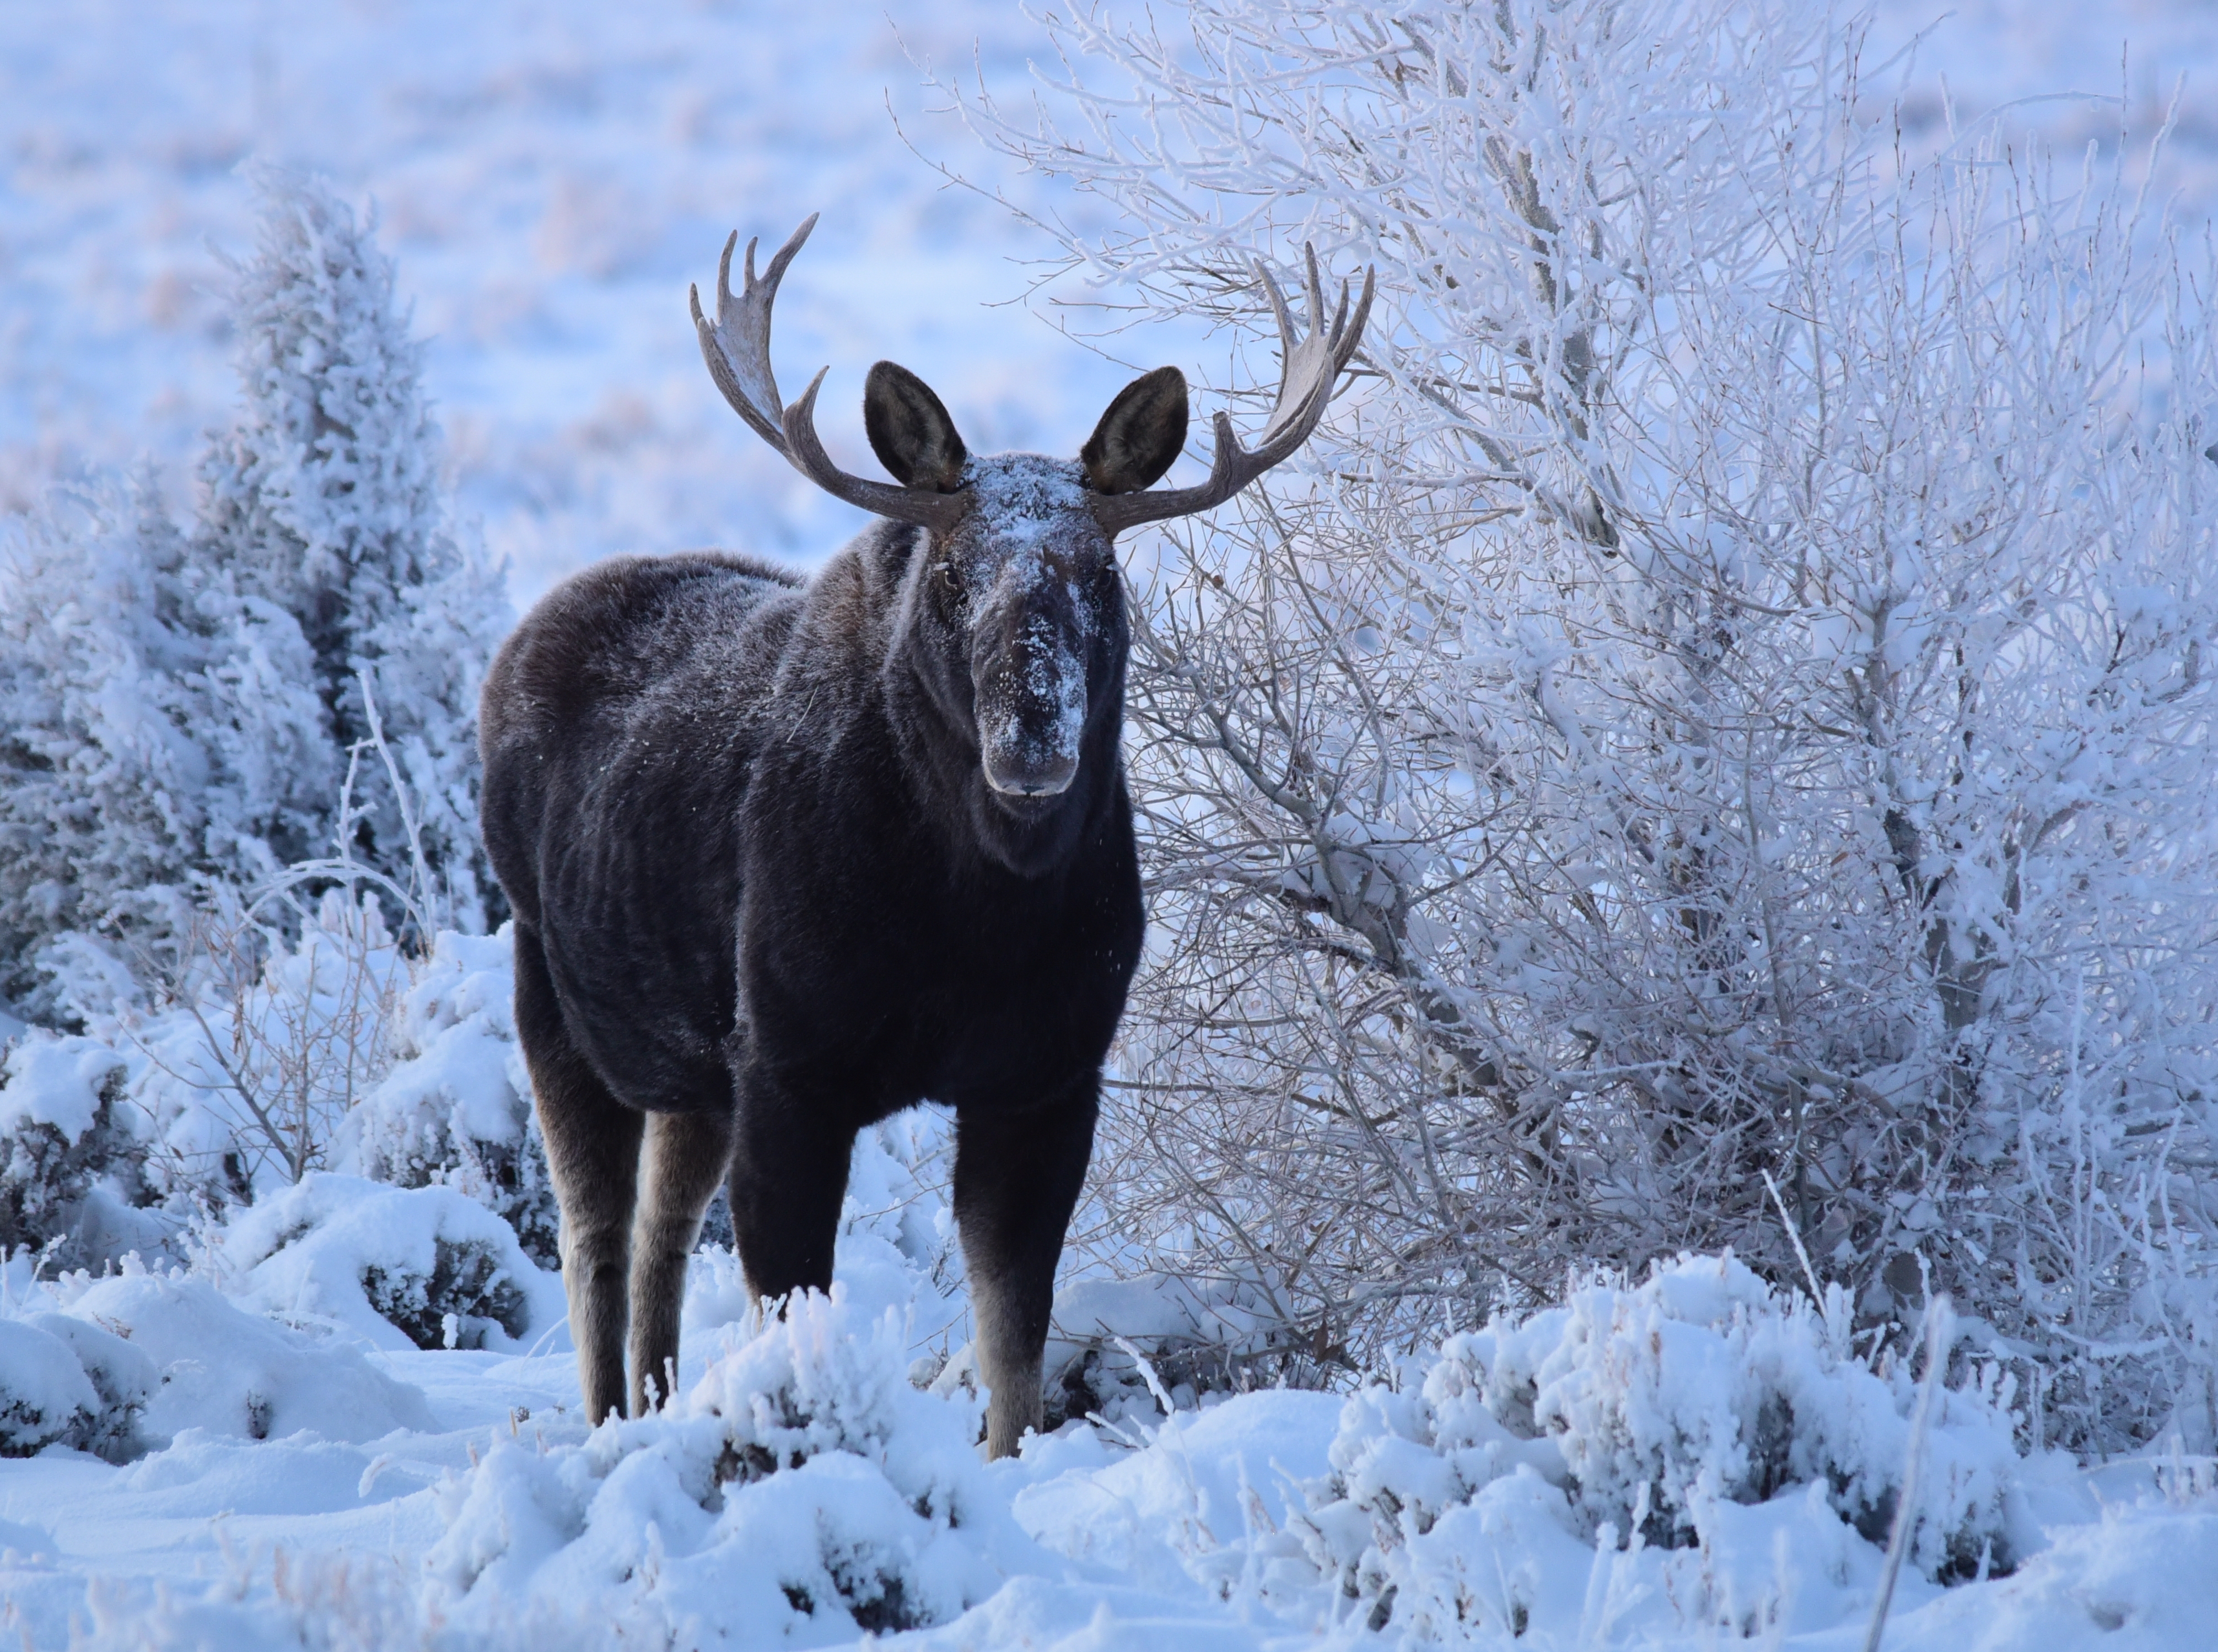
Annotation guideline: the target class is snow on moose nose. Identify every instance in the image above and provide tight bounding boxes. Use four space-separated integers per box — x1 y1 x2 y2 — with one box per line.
955 453 1100 800
977 603 1086 797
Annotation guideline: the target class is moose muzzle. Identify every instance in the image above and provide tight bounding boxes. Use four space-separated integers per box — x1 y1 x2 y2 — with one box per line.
976 604 1087 798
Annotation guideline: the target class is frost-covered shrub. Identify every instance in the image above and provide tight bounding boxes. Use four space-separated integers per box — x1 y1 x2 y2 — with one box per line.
1292 1255 2027 1627
3 922 562 1273
25 1309 159 1462
0 168 505 1023
0 1030 168 1271
128 889 408 1201
213 1173 561 1352
335 926 557 1266
427 1288 1022 1642
966 0 2218 1451
1041 1271 1321 1432
0 474 328 1021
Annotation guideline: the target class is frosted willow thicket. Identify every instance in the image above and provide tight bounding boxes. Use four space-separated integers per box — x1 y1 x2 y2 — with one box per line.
956 0 2218 1453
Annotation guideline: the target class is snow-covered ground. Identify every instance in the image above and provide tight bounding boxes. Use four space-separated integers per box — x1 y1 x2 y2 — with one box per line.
0 920 2210 1648
4 1219 2215 1650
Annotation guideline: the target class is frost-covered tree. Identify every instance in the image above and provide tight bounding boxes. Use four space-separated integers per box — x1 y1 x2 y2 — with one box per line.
0 171 504 1020
195 168 507 935
958 0 2218 1451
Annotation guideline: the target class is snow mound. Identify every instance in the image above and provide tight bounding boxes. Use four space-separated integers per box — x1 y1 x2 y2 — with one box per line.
61 1268 436 1446
0 1029 166 1269
0 1256 160 1461
1043 1271 1307 1429
0 1315 100 1456
336 926 559 1266
428 1285 1030 1644
214 1170 564 1352
0 1030 131 1144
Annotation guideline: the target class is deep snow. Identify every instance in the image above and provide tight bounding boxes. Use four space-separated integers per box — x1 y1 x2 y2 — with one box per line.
5 922 2210 1649
3 1232 2215 1650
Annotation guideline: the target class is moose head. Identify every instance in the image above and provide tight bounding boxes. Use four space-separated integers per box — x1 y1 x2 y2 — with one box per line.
691 215 1372 866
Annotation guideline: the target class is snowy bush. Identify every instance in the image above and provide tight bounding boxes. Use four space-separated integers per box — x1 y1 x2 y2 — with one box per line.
0 1248 430 1458
0 166 504 1031
1042 1271 1326 1432
958 0 2218 1451
1288 1256 2028 1637
0 1030 166 1270
3 916 554 1277
427 1287 1023 1642
128 889 409 1204
335 926 558 1266
57 1265 437 1446
211 1172 562 1353
0 1301 160 1463
24 1308 160 1462
0 473 329 1021
0 1316 100 1456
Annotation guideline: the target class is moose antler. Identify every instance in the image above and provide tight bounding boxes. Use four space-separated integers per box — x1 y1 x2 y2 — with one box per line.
1091 246 1374 535
691 215 970 531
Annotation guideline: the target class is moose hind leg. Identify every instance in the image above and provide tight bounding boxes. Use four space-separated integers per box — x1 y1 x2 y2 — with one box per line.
515 930 644 1423
629 1109 736 1415
954 1086 1097 1459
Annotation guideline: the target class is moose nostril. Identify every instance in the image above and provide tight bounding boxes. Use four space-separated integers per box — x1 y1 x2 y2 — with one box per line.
983 752 1079 798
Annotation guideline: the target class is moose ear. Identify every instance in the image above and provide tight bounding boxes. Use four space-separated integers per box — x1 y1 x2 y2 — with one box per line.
1082 367 1188 495
864 361 968 493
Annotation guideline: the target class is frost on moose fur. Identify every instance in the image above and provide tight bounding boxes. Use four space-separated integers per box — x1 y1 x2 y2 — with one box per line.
214 1171 561 1351
428 1287 1020 1643
1287 1255 2027 1631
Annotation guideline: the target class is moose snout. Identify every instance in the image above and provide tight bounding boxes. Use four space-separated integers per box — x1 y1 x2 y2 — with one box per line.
979 676 1084 796
984 743 1080 797
976 614 1088 800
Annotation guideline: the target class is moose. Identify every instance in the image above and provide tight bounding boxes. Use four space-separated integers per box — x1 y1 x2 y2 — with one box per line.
478 214 1370 1457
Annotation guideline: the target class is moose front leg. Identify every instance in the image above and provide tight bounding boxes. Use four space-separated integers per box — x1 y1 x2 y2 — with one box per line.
954 1084 1097 1460
727 1072 856 1304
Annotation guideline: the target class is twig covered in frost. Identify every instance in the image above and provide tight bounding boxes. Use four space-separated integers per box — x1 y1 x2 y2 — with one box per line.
1863 1295 1954 1652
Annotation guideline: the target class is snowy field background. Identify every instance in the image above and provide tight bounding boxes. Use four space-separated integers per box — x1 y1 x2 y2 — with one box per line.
6 1 2218 1648
5 0 2217 605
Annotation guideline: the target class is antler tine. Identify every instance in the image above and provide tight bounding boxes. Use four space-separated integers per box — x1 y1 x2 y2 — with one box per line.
691 215 814 451
692 215 967 531
1093 250 1374 536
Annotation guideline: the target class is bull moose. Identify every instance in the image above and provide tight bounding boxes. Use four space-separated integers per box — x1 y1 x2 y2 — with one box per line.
478 215 1370 1456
